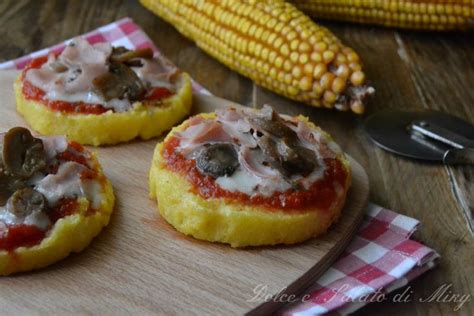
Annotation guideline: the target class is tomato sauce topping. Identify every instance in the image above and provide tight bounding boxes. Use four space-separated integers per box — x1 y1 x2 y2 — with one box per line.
48 198 79 223
0 141 100 251
21 56 174 115
0 197 83 251
58 151 88 167
143 87 174 102
0 225 46 252
162 136 349 212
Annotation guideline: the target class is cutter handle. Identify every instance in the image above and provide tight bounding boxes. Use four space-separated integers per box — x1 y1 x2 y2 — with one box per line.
411 121 474 149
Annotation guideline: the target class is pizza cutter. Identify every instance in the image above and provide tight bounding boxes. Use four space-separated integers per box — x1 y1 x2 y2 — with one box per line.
364 109 474 234
363 109 474 164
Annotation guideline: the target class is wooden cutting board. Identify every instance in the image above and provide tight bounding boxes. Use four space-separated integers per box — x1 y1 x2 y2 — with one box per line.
0 70 369 315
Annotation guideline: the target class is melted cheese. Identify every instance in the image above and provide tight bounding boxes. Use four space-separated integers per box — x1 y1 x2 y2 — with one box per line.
24 37 176 112
34 160 103 209
81 180 103 209
0 207 51 231
132 58 175 90
177 107 337 197
26 39 110 104
35 162 87 206
0 135 103 231
34 161 102 209
215 168 261 196
40 135 68 160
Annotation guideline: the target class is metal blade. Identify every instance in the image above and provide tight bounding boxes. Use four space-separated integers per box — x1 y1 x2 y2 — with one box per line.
363 110 474 162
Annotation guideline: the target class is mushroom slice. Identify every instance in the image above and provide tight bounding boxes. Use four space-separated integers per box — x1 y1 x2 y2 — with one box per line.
110 47 154 64
3 127 46 179
109 46 129 59
256 135 282 170
0 172 26 206
277 141 317 177
196 143 239 178
93 62 145 101
247 106 297 140
257 135 317 178
6 187 46 218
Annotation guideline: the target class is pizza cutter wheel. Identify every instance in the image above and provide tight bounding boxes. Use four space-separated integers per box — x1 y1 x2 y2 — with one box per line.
363 109 474 164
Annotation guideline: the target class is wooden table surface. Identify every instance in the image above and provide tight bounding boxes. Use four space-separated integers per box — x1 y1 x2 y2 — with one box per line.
0 1 472 315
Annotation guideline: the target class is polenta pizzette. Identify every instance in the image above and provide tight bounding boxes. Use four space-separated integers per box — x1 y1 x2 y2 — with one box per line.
0 127 114 275
149 106 352 247
15 38 192 146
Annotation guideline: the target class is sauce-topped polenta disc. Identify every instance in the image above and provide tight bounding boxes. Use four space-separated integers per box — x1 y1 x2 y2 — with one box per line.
0 127 114 275
149 105 351 247
15 38 192 146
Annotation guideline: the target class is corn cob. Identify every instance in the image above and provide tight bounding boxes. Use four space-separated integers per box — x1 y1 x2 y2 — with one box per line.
290 0 474 31
140 0 374 114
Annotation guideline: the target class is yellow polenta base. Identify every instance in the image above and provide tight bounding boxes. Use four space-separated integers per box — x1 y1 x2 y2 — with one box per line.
0 153 115 276
149 113 352 248
14 73 193 146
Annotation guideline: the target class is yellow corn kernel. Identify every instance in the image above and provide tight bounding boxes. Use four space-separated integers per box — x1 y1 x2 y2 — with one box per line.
351 101 365 114
332 77 346 94
323 90 337 104
350 71 365 86
313 63 327 79
299 76 313 91
323 50 335 63
290 0 473 30
310 51 322 62
320 72 335 90
303 63 314 75
141 0 373 113
335 64 350 78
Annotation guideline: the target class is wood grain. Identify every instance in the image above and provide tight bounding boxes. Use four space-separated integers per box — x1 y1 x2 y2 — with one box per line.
0 71 368 315
0 1 472 314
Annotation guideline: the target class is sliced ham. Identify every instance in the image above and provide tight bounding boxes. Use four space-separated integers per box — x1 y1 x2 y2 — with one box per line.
216 107 252 133
176 106 342 196
177 120 231 145
177 115 257 155
25 62 58 93
40 135 68 160
186 116 205 127
131 58 176 90
63 63 108 94
221 124 257 148
26 38 110 98
61 38 112 65
216 107 257 147
295 121 321 145
34 160 103 210
0 205 51 231
24 37 177 112
294 121 340 159
256 104 273 120
176 120 233 156
238 146 280 179
35 161 87 206
216 107 244 123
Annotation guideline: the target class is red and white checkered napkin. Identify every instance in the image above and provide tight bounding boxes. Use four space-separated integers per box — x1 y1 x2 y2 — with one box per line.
0 18 439 315
281 203 439 315
0 18 155 70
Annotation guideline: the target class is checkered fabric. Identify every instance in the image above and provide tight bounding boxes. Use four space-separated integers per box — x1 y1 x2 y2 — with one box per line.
282 203 439 315
0 18 439 315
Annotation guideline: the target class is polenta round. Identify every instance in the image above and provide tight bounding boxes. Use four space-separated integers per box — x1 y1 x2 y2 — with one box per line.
15 74 192 146
15 38 193 146
0 127 114 275
149 107 351 248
